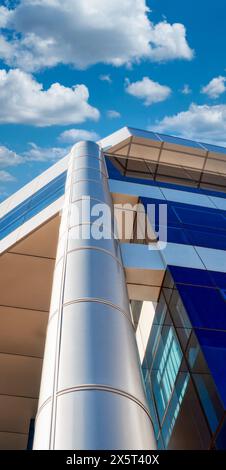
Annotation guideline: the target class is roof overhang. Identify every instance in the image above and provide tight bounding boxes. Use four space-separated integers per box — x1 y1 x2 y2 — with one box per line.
100 127 226 192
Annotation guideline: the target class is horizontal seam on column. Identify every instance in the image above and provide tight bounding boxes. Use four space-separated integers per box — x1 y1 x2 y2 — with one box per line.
56 385 152 422
62 298 133 325
47 309 58 324
72 167 107 177
73 178 105 186
71 154 102 160
66 246 123 268
54 239 119 270
71 156 104 167
71 196 111 205
35 396 52 420
68 221 115 237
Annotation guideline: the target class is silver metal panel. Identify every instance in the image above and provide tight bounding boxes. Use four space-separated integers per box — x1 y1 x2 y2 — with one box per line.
58 302 147 405
48 258 64 314
72 179 112 205
73 167 106 183
63 249 129 313
33 400 52 450
37 314 58 406
54 391 155 450
69 198 114 229
68 226 120 255
71 141 100 159
72 155 107 175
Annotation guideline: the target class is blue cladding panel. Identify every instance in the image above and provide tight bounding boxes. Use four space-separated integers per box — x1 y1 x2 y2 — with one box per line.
164 226 190 245
169 265 226 290
0 171 66 240
129 128 162 141
141 197 226 251
172 206 226 230
185 228 226 251
176 285 226 330
210 271 226 289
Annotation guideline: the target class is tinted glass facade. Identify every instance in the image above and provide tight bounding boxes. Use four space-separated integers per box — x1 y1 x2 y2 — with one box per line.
0 171 66 240
131 268 226 449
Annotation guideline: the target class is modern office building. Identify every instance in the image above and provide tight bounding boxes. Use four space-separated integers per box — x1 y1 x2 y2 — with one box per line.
0 127 225 450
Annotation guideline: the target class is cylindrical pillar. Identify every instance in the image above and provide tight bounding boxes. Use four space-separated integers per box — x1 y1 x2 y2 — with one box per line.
33 141 156 450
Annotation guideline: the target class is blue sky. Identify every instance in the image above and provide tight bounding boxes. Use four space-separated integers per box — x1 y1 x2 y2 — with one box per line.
0 0 225 199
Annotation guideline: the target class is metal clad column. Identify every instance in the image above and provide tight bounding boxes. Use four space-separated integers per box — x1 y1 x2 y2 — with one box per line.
33 141 156 450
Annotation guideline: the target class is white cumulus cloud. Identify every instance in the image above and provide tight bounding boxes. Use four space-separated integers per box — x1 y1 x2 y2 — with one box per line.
99 74 112 84
0 69 99 126
23 143 68 162
0 170 16 182
181 84 192 95
126 76 171 106
153 103 226 146
201 76 226 99
0 1 194 71
59 129 99 143
0 6 11 28
107 110 121 119
0 145 23 167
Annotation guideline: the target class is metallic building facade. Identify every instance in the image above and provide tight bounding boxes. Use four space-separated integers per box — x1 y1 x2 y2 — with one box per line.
0 127 225 449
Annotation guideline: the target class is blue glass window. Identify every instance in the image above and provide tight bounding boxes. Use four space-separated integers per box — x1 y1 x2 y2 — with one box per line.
193 374 224 433
161 371 190 447
151 323 183 423
186 332 224 433
169 265 214 287
177 284 226 330
143 370 160 437
195 329 226 408
144 296 169 369
161 370 211 449
168 289 192 351
0 171 66 240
